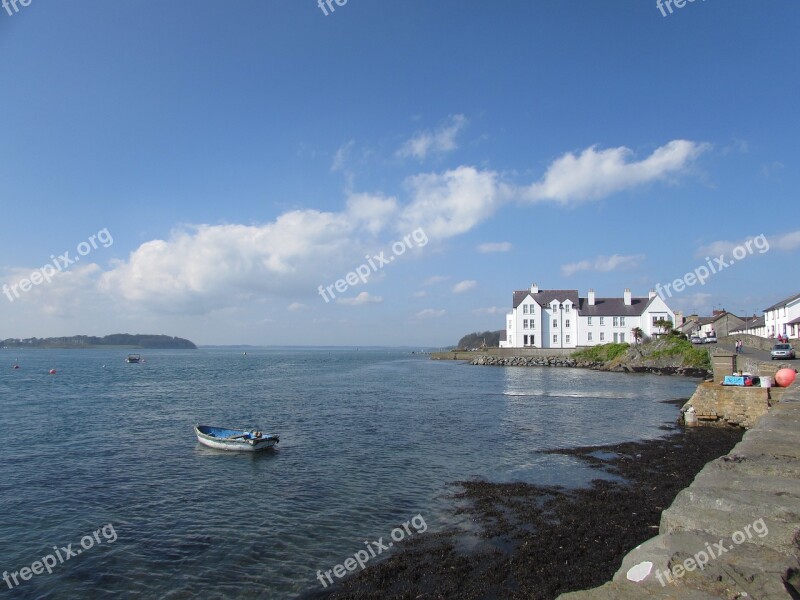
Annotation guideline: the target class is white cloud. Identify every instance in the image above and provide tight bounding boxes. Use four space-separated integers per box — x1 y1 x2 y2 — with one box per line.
473 306 507 315
400 166 505 239
523 140 710 204
694 232 776 258
453 280 477 293
345 192 398 235
415 308 446 319
772 229 800 251
760 161 784 178
100 210 362 314
7 139 711 330
337 292 383 306
331 140 355 172
397 114 467 160
287 302 306 311
561 254 645 277
412 290 427 297
423 275 448 286
477 242 512 253
670 292 713 314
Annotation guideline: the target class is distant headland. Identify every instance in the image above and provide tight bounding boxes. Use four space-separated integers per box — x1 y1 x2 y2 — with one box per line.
0 334 197 350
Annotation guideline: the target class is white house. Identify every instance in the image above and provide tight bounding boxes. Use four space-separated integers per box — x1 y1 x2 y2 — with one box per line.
499 284 675 349
730 315 767 338
763 292 800 339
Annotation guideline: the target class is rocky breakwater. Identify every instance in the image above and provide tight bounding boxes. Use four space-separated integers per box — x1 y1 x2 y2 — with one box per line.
560 383 800 600
470 353 709 378
470 355 596 368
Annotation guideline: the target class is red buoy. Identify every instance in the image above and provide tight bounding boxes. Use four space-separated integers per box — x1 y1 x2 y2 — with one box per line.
775 368 797 388
49 369 57 375
13 364 20 369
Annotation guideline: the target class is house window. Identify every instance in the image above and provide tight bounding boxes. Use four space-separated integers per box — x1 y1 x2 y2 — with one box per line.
620 317 625 327
523 319 528 329
523 305 528 314
553 334 558 344
600 317 605 326
652 316 659 326
553 319 557 328
524 335 528 345
588 317 592 325
529 319 535 329
588 332 593 342
565 305 570 313
565 319 570 328
613 317 619 327
600 332 605 342
620 333 625 342
566 335 571 344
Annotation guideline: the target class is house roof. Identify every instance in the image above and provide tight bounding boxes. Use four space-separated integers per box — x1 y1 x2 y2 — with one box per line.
730 315 766 332
697 312 744 325
764 292 800 311
513 289 580 309
788 316 800 326
512 288 655 316
578 297 653 317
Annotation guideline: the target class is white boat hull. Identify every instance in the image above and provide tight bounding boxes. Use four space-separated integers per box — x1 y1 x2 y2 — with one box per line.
194 426 279 452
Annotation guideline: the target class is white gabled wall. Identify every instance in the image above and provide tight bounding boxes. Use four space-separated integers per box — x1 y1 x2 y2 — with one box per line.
499 288 676 349
641 296 675 337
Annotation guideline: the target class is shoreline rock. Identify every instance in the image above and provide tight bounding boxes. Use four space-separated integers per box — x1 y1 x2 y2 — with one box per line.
470 354 710 379
308 419 743 600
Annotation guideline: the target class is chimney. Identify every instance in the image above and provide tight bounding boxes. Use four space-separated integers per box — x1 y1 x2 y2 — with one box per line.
530 283 539 294
624 288 632 306
649 289 657 300
674 310 684 326
588 289 595 306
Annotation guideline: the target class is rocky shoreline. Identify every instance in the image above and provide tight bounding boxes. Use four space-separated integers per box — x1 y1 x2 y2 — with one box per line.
306 403 743 600
470 354 710 379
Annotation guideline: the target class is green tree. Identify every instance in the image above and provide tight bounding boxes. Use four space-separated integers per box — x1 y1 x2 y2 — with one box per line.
653 319 674 335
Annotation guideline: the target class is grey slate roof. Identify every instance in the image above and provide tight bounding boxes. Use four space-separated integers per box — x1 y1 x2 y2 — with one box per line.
764 292 800 311
513 290 580 309
730 315 766 331
512 289 653 316
578 297 652 317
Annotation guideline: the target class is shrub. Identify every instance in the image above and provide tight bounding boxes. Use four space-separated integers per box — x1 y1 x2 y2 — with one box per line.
572 343 630 362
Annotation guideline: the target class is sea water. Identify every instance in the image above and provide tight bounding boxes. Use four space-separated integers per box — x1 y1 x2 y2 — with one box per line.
0 348 698 598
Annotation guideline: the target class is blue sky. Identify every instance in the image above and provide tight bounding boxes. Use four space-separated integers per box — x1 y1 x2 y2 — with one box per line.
1 0 798 346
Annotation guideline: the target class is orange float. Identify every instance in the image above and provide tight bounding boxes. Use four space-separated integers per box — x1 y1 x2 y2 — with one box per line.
775 368 797 388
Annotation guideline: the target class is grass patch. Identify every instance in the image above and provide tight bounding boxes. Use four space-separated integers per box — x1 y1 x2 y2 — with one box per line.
572 343 630 362
649 337 711 368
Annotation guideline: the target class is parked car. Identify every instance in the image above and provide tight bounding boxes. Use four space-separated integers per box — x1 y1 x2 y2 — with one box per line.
703 335 717 344
690 336 703 344
771 344 796 360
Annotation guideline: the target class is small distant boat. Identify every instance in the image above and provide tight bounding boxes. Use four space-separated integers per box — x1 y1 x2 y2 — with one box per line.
126 354 141 363
194 425 279 452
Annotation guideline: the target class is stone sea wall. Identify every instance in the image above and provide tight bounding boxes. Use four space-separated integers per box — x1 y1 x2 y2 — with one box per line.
685 382 773 429
469 354 709 378
560 384 800 600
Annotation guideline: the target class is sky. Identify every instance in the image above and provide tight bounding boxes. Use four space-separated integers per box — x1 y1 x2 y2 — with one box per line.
1 0 798 346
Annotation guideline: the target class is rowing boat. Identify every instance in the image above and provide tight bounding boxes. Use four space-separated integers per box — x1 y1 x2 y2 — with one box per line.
194 425 279 452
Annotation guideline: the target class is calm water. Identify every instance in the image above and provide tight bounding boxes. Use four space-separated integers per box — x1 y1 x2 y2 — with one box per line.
0 348 699 598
